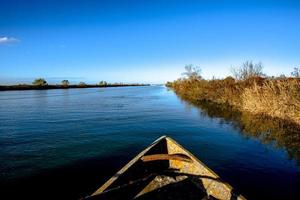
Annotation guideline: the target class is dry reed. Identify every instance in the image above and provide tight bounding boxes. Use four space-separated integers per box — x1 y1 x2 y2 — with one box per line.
168 78 300 125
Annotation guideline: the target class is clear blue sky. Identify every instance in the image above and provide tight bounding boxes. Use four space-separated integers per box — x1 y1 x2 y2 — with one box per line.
0 0 300 84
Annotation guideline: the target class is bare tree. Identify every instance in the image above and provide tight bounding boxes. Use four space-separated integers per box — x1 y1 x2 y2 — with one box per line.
231 61 264 80
182 64 202 80
291 67 300 78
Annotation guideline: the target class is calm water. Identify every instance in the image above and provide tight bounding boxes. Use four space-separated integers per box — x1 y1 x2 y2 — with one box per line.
0 86 299 199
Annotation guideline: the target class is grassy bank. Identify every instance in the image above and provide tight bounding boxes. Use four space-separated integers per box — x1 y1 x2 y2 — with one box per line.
179 99 300 164
0 83 150 91
167 63 300 125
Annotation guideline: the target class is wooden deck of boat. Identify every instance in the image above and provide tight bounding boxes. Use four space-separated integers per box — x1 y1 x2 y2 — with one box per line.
84 136 245 200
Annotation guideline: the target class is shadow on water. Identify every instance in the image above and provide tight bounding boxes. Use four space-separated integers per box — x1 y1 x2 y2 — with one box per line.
0 145 141 200
182 98 300 165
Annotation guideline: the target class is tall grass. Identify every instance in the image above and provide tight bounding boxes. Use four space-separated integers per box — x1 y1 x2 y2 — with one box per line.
242 79 300 123
168 77 300 125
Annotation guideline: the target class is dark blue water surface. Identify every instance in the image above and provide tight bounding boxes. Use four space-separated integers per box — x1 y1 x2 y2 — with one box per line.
0 86 299 199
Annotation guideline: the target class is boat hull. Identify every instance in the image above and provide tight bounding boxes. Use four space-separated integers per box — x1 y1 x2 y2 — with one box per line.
85 136 246 200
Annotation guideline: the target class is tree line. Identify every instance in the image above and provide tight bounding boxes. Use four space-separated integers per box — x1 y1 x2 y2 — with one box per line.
32 79 110 86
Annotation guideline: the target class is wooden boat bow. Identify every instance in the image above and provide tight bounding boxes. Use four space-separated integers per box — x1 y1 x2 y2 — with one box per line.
84 136 246 200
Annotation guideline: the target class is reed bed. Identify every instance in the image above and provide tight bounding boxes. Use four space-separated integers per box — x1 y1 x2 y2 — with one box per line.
168 77 300 125
242 79 300 123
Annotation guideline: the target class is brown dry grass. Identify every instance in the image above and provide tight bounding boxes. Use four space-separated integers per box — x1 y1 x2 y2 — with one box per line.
242 79 300 123
168 77 300 125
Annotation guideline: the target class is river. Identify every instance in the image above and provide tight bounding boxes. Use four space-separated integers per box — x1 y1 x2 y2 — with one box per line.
0 86 299 199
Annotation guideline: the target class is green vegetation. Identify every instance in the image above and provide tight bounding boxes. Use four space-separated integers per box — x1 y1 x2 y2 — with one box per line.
32 78 47 86
0 79 149 91
61 80 69 87
98 81 108 86
78 81 86 87
167 61 300 125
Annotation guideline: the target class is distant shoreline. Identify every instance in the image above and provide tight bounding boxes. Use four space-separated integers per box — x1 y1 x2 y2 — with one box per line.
0 84 150 91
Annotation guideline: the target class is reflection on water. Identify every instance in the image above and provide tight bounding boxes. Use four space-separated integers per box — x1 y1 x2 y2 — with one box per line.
182 98 300 165
1 86 299 199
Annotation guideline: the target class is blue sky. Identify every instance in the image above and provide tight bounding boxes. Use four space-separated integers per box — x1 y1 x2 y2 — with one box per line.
0 0 300 84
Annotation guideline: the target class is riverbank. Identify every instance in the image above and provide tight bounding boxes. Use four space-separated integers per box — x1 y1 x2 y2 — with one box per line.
167 77 300 125
177 98 300 164
1 85 299 199
0 83 150 91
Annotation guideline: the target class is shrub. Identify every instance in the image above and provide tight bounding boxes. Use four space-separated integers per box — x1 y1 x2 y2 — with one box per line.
224 76 235 84
78 82 86 86
99 81 107 86
33 78 47 86
165 81 173 87
61 80 69 86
